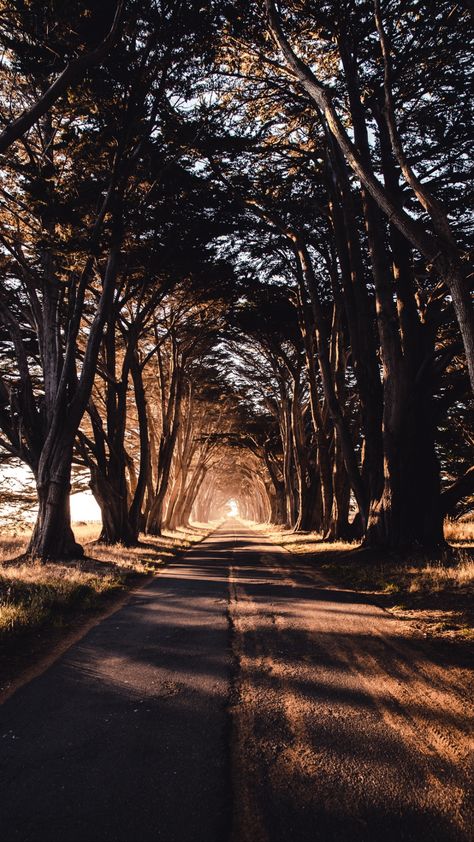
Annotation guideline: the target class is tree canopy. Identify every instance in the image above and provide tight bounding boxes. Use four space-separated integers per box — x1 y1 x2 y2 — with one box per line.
0 0 472 557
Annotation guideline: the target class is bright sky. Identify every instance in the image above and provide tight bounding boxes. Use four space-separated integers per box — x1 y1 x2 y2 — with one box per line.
70 491 101 522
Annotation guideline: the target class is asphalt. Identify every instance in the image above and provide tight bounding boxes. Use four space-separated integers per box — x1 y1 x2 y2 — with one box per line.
0 527 234 842
0 521 472 842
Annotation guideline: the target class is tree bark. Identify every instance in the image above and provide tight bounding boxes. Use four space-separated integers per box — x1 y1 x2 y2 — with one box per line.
294 272 333 532
146 345 184 535
28 444 82 558
294 238 368 527
326 140 384 504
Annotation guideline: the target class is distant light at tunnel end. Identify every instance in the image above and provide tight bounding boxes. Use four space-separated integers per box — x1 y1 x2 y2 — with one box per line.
227 499 239 517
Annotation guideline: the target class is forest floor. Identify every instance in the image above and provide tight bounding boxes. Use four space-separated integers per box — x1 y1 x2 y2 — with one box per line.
254 521 474 647
0 522 215 702
0 521 472 842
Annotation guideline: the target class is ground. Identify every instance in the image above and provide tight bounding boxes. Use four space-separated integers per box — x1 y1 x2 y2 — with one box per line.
0 521 472 842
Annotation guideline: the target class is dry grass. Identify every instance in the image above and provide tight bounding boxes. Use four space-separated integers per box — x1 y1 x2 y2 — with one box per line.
252 522 357 556
0 562 123 640
444 518 474 545
253 521 474 591
0 520 215 644
317 551 474 602
406 554 474 592
85 523 215 573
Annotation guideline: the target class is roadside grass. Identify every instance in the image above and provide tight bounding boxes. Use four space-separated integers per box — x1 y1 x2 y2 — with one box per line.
0 521 216 646
251 520 474 643
444 517 474 545
0 562 124 641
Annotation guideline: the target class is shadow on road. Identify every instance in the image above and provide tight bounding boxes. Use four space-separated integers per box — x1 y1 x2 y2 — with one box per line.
0 525 471 842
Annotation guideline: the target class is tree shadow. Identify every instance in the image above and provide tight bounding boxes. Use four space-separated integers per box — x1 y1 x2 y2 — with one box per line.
0 529 471 842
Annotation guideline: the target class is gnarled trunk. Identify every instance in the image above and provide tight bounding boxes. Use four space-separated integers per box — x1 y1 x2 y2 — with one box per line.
269 479 287 525
146 428 179 536
363 111 445 550
28 452 82 559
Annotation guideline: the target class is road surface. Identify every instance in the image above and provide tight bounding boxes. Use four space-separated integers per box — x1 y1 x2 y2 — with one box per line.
0 522 472 841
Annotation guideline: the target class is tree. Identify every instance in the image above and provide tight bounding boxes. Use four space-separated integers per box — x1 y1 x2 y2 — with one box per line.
0 0 231 557
265 0 474 393
205 0 473 547
0 1 124 154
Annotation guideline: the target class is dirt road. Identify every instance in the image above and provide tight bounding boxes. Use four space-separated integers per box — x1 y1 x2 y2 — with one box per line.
0 522 472 841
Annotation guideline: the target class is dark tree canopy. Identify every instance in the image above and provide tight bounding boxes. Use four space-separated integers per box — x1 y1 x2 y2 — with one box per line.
0 0 472 556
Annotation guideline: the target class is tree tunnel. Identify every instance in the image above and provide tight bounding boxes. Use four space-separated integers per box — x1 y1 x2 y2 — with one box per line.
0 0 472 558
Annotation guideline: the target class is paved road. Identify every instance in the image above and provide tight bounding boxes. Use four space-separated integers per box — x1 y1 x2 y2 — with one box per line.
0 522 472 842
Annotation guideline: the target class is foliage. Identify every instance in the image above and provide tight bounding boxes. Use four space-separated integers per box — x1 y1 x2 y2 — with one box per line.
0 0 472 556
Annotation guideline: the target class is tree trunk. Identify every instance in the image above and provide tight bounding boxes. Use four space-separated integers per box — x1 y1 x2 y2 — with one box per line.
326 140 384 504
294 238 368 526
362 107 445 549
146 342 183 536
326 433 351 540
280 396 298 527
294 278 333 531
128 354 150 537
366 406 444 548
28 450 83 559
90 470 136 546
147 428 180 535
